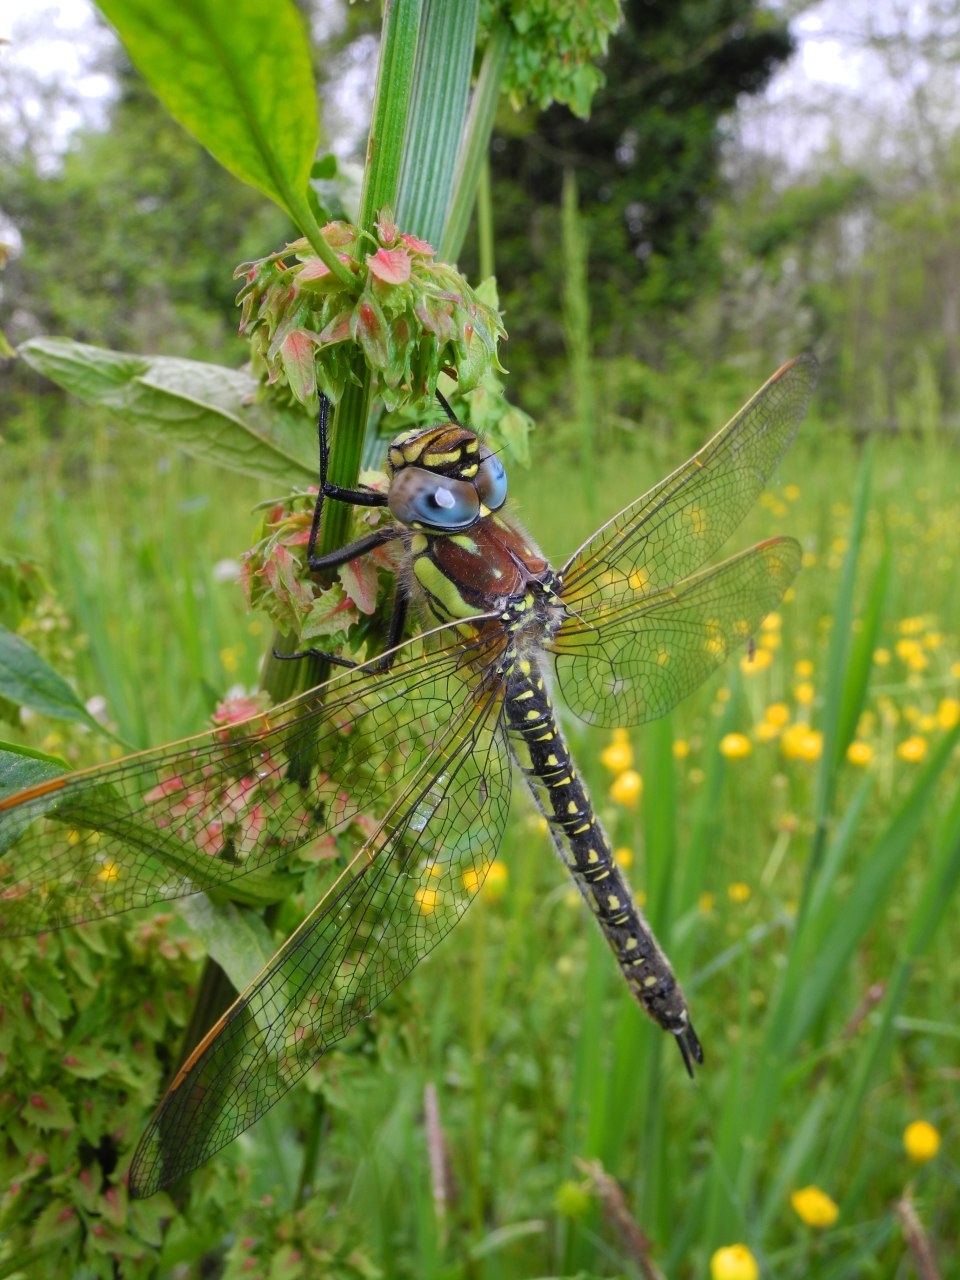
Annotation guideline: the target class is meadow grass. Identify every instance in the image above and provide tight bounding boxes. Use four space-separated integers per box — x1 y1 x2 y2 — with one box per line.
1 397 958 1277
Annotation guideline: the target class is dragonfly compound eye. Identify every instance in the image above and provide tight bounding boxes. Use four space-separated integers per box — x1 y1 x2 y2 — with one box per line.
475 453 507 510
388 466 481 530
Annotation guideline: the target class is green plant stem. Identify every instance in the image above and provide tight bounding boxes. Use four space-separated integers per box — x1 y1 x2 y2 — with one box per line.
358 0 424 233
397 0 479 247
293 198 356 285
476 156 494 281
442 24 510 260
296 1091 327 1207
561 169 597 516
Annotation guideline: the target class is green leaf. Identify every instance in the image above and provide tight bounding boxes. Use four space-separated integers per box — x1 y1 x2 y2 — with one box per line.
443 25 510 260
0 627 99 730
820 768 960 1180
813 443 873 827
789 719 960 1050
19 338 316 485
834 538 889 766
95 0 319 220
21 1087 76 1131
178 896 278 993
0 744 67 801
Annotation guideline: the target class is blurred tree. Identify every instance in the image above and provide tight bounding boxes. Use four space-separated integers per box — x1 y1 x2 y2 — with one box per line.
473 0 795 383
3 66 290 358
0 32 291 442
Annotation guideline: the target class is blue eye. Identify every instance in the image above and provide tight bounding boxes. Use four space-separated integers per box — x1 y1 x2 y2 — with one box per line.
415 483 478 526
476 454 507 509
388 469 480 529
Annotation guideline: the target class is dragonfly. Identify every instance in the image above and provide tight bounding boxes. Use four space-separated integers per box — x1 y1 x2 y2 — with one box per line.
0 355 817 1197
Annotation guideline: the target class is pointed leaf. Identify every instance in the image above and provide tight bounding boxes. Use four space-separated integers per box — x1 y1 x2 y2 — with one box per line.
0 744 66 802
96 0 319 217
0 628 100 730
19 339 316 485
178 896 276 993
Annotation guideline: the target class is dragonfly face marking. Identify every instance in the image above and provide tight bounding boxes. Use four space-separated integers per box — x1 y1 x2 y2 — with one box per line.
386 423 508 532
0 356 818 1196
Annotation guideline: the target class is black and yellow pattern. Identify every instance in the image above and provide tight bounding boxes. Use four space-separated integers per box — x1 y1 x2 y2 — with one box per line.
0 356 818 1195
504 653 702 1070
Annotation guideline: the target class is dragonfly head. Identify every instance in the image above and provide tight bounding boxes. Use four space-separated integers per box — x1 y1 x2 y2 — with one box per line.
386 424 507 531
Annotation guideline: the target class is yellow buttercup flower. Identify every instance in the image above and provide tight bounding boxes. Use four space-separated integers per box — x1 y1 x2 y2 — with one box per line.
415 886 440 914
601 737 633 773
740 647 773 674
897 735 928 763
765 702 790 727
462 862 490 895
761 612 782 632
482 860 509 901
728 882 751 903
710 1243 759 1280
781 725 823 762
784 484 800 501
873 647 891 666
846 740 874 767
903 1120 940 1163
673 739 690 759
794 681 815 706
938 698 960 729
791 1185 839 1228
794 658 814 678
755 721 780 743
720 733 752 760
614 846 633 869
610 770 643 808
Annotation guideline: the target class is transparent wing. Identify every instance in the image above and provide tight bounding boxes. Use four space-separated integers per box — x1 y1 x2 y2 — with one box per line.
551 538 800 727
129 675 510 1197
558 355 817 619
0 625 505 936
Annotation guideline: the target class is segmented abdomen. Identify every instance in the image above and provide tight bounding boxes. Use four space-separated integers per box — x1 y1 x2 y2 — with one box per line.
503 658 702 1067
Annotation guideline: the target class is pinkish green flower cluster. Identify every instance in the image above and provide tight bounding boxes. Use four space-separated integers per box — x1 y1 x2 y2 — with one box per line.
235 211 506 412
241 480 402 653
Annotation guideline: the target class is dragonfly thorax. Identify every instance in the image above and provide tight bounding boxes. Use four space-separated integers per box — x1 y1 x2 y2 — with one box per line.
386 423 507 532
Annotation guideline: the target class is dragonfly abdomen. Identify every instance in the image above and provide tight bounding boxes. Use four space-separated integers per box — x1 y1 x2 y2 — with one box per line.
504 659 703 1075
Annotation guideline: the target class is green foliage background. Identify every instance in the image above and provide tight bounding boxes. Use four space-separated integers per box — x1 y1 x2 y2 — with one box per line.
1 1 958 1277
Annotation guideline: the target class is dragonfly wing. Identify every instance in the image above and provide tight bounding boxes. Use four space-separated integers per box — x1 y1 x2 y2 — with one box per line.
0 625 503 936
558 355 817 617
128 675 511 1197
551 538 801 727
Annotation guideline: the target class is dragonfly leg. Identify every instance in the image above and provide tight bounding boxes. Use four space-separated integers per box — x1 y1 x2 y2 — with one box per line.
306 393 393 574
273 645 358 670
